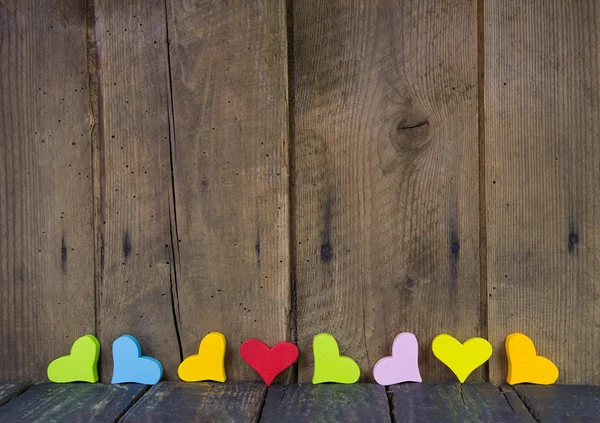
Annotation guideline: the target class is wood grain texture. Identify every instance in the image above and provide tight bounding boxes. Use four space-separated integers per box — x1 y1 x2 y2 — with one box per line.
513 385 600 423
167 0 291 380
485 0 600 384
260 384 391 423
390 383 535 422
0 0 95 381
0 383 147 422
91 0 181 381
293 0 480 381
121 382 265 422
0 382 30 406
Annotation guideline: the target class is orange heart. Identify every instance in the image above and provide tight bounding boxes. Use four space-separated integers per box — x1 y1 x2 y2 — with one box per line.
178 332 226 382
506 333 558 385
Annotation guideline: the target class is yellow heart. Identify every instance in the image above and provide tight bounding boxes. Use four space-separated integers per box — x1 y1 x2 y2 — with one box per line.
312 333 360 384
432 334 492 383
47 334 100 383
506 333 558 385
178 332 226 382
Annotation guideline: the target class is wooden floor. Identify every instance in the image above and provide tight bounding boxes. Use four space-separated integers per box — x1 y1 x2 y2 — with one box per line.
1 381 599 422
2 0 600 385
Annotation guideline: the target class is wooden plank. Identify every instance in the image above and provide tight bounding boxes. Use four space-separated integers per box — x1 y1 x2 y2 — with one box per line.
0 383 147 422
167 0 291 380
0 0 95 381
514 385 600 423
260 384 391 423
121 381 265 422
390 383 535 422
91 0 181 381
485 0 600 384
0 382 30 406
293 0 480 381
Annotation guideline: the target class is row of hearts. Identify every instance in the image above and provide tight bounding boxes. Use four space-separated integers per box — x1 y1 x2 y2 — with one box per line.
47 332 559 387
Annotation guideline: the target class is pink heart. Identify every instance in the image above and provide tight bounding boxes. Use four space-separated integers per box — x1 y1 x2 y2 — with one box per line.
373 332 422 385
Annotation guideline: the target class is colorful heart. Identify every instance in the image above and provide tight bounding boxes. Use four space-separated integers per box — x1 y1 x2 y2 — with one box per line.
373 332 422 385
240 339 298 386
312 333 360 384
111 335 163 385
47 334 100 383
432 334 492 383
178 332 227 382
506 333 559 385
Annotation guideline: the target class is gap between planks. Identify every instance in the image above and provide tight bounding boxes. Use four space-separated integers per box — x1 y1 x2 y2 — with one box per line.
477 0 489 381
285 0 299 385
163 0 184 367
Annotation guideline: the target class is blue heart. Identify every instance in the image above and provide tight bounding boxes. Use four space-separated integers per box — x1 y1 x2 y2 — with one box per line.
111 335 163 385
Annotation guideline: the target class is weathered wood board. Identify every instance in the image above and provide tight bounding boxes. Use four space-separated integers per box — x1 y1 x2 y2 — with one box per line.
390 383 535 422
260 384 391 423
513 385 600 423
91 0 181 382
0 382 30 406
121 381 265 422
293 0 481 382
167 0 291 380
485 0 600 384
0 383 146 422
0 0 95 381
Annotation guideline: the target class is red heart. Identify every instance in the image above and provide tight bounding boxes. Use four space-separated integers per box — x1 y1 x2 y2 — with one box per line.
240 339 298 386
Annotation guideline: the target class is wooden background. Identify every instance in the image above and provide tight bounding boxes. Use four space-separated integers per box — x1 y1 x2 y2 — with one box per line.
1 0 598 385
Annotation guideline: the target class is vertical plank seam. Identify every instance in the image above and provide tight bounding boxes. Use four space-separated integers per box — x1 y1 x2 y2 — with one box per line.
498 384 538 422
114 385 151 422
86 0 102 363
477 0 489 381
285 0 298 384
498 386 516 413
458 384 467 406
508 386 542 423
385 386 397 423
253 386 269 423
163 0 183 363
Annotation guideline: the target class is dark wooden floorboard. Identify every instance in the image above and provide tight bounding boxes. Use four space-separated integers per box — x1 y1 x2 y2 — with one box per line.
259 384 391 423
514 385 600 423
0 382 30 406
3 382 600 422
390 382 536 423
0 383 147 422
120 381 265 423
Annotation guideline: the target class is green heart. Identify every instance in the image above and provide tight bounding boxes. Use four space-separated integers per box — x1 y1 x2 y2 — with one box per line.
312 333 360 384
47 334 100 383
